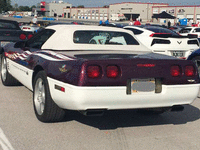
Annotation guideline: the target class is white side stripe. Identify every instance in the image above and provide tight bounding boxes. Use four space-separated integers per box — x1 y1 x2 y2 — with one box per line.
40 50 74 60
55 54 74 60
33 53 66 61
0 128 15 150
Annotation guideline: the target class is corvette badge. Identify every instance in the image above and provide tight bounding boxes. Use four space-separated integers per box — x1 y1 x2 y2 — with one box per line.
177 41 182 44
59 64 67 73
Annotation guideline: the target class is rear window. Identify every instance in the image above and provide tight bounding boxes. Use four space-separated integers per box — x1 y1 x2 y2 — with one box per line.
179 28 192 33
73 30 139 45
0 22 19 29
144 27 180 37
125 28 144 35
194 28 200 32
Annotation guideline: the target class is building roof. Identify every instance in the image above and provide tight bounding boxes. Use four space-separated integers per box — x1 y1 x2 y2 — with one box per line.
110 2 169 6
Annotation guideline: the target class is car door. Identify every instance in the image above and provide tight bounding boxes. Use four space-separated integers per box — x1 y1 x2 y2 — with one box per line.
7 29 55 90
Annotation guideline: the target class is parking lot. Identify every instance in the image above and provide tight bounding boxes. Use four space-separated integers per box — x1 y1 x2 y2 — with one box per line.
0 80 200 150
1 16 200 150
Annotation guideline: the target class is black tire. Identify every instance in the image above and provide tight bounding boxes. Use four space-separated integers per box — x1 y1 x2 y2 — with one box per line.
137 107 170 115
1 53 20 86
33 70 65 122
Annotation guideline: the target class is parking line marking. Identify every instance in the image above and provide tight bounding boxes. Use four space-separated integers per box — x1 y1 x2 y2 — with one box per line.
0 128 14 150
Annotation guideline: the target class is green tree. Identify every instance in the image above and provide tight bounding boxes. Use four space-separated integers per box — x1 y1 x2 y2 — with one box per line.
30 5 36 11
13 3 18 11
18 6 31 11
0 0 12 12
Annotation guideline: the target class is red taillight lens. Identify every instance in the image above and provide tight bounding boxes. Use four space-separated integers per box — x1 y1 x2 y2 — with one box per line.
171 66 181 77
19 34 26 40
106 66 119 78
149 33 171 37
87 66 101 78
185 66 195 77
137 64 155 67
27 34 33 39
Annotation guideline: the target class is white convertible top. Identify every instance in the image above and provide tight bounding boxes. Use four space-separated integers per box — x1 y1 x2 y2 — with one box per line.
42 25 151 52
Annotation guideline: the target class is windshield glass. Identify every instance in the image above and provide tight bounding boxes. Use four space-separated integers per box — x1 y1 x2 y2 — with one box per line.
179 28 192 33
0 22 18 29
145 27 180 37
73 30 139 45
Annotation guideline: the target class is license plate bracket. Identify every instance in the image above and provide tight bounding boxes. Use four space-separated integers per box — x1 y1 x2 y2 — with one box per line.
126 78 162 94
172 51 184 57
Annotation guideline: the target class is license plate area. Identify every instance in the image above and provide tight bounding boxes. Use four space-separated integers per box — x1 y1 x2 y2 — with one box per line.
171 51 185 57
126 78 162 94
132 78 155 93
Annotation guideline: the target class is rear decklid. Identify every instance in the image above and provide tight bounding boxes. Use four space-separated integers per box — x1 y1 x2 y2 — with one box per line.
79 53 199 86
150 37 199 50
53 51 199 87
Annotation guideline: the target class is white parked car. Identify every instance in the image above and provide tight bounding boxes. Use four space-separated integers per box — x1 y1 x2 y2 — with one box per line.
179 27 200 39
110 14 126 21
1 25 199 122
124 26 200 59
20 24 40 33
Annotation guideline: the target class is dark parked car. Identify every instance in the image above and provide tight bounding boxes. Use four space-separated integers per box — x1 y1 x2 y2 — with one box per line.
187 48 200 75
0 19 33 52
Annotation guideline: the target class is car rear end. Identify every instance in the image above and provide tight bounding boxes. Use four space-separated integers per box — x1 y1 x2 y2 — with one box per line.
47 53 200 111
143 27 199 59
21 25 40 33
0 19 33 50
150 36 199 59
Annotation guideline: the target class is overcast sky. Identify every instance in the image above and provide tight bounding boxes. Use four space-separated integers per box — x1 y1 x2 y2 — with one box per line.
11 0 200 7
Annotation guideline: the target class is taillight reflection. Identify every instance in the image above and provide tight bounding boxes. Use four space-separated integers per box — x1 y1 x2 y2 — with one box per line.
19 34 26 40
27 34 33 39
185 66 195 77
171 66 181 77
106 66 119 78
87 66 101 78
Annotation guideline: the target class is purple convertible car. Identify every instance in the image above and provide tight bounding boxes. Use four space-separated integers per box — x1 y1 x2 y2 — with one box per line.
1 25 200 122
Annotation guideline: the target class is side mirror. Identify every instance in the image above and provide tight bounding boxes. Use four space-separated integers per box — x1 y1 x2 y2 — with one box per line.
14 41 26 48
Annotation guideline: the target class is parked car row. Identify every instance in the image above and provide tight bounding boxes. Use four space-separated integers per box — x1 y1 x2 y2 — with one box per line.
102 22 200 60
0 19 200 123
179 26 200 40
0 19 34 53
123 25 199 59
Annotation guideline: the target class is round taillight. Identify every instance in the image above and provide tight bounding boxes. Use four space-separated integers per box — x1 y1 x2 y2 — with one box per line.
171 66 181 77
19 34 26 40
185 66 195 77
27 34 33 39
106 66 119 78
87 66 101 78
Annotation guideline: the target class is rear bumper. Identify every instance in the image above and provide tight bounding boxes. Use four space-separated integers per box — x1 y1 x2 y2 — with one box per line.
48 77 200 110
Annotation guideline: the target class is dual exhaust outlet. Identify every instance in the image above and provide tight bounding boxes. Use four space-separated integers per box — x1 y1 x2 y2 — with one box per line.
79 105 184 116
